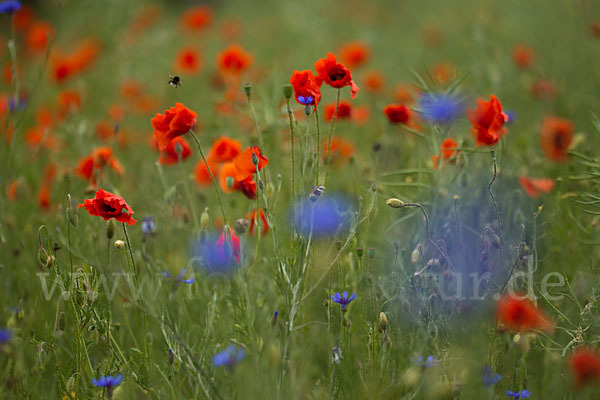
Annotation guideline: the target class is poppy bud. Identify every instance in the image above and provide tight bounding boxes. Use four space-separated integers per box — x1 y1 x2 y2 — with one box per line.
251 152 259 166
304 105 312 116
67 207 78 227
226 176 235 190
114 240 125 250
335 240 342 251
491 234 501 249
411 246 420 265
168 349 174 365
200 208 209 230
378 312 388 332
244 83 252 98
386 198 405 208
66 376 76 396
356 247 364 258
283 84 293 100
266 182 275 198
106 219 115 240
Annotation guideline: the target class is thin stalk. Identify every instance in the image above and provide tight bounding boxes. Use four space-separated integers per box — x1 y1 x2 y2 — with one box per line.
286 99 296 236
324 88 341 186
189 130 228 223
314 107 322 185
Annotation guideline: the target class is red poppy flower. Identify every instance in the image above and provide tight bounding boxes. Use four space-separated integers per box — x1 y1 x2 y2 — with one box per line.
181 6 213 31
569 348 600 387
238 177 258 200
233 146 268 181
432 138 459 170
467 95 508 147
75 147 124 185
38 185 52 210
217 44 252 76
151 103 197 151
175 47 202 75
324 100 352 122
519 176 555 198
7 180 19 201
248 208 269 236
383 104 411 125
79 188 137 226
207 136 242 163
496 294 554 332
540 116 573 161
314 52 359 98
531 79 556 100
158 137 192 165
95 120 115 141
27 21 54 53
394 84 418 104
57 89 81 119
289 69 322 106
108 104 125 122
322 137 354 166
195 159 218 187
217 229 240 263
339 41 370 69
364 70 384 93
431 61 456 85
512 44 533 69
14 6 34 31
441 138 459 161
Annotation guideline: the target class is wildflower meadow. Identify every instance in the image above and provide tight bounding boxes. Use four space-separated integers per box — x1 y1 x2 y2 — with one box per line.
2 0 600 398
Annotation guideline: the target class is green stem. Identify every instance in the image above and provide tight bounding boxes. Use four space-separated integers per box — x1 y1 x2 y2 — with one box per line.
315 107 321 186
324 89 341 186
286 99 296 236
189 129 228 224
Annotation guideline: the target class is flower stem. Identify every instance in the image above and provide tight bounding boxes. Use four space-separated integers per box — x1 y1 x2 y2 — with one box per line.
324 88 341 186
314 107 321 186
286 99 296 236
189 129 228 224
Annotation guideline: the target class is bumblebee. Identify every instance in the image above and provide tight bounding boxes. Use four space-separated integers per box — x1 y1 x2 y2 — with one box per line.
168 74 181 88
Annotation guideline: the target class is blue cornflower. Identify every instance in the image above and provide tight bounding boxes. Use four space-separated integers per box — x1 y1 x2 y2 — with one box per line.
414 355 439 368
292 194 352 237
141 216 156 236
9 97 26 112
0 329 11 344
92 374 123 389
330 291 356 311
0 1 21 14
482 365 502 386
418 93 465 124
192 232 241 275
213 345 245 368
506 389 531 398
297 95 314 105
163 268 194 284
505 110 516 124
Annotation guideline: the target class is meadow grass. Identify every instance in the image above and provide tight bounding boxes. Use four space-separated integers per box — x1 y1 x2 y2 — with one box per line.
1 0 600 398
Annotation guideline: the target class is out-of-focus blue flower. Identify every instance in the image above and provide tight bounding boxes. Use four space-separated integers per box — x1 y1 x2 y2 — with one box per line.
163 268 194 284
330 291 356 310
9 97 27 112
505 110 516 124
0 329 11 344
482 365 502 386
192 231 241 275
414 355 439 368
141 216 156 236
418 93 465 124
297 95 314 105
292 194 352 237
92 374 123 388
506 389 531 398
213 345 245 368
0 1 21 14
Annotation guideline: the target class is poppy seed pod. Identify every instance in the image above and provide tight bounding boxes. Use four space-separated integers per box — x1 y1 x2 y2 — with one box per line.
243 83 252 98
234 218 249 235
356 247 364 258
368 248 376 259
386 198 405 208
226 176 235 190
